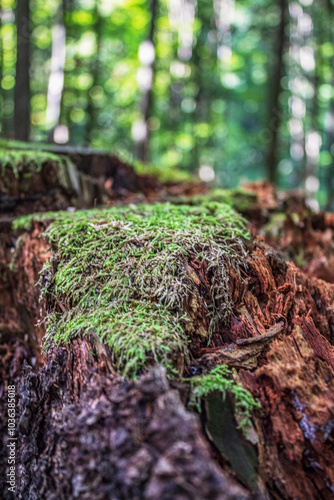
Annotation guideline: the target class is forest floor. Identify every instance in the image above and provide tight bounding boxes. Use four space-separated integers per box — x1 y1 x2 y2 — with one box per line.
1 147 334 500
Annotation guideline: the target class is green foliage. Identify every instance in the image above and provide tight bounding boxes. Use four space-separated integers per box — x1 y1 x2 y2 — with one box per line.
20 202 249 377
187 365 261 433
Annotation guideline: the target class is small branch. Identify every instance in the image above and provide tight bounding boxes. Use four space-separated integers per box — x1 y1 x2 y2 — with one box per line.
196 320 286 370
235 319 286 346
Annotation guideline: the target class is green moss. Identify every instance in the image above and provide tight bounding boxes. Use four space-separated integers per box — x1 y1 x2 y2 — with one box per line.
187 365 260 433
46 301 189 378
172 188 258 213
0 139 43 150
133 160 194 183
12 214 37 231
12 211 64 231
30 202 249 377
13 201 260 424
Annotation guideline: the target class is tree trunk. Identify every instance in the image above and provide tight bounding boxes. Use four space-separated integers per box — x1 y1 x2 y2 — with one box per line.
265 0 287 185
324 0 334 211
46 0 66 143
135 0 158 162
14 0 30 141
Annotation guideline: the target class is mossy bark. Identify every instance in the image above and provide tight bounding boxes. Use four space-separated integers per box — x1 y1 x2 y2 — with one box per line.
1 177 334 500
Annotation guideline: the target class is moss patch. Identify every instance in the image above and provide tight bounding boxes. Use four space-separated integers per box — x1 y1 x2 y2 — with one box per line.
13 201 261 429
46 302 188 378
187 365 260 433
171 188 258 214
133 160 194 183
16 202 248 378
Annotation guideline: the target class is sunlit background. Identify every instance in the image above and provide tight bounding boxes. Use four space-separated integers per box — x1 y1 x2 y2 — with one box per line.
1 0 334 208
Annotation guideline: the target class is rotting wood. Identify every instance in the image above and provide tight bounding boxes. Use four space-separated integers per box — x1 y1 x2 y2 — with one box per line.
1 174 334 499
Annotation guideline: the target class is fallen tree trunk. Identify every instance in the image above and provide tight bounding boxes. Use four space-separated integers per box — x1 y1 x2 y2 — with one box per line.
0 144 207 216
1 170 334 499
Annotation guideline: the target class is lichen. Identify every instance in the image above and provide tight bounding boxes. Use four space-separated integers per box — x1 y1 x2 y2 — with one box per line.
25 202 249 377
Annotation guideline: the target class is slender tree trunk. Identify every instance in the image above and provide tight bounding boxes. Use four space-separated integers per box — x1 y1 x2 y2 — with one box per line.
46 0 66 143
265 0 287 185
324 0 334 210
192 0 209 171
304 47 321 209
85 0 102 145
325 105 334 211
135 0 158 162
0 7 3 136
14 0 30 141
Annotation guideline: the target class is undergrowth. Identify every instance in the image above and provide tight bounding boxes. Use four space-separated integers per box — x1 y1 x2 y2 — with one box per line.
133 160 194 183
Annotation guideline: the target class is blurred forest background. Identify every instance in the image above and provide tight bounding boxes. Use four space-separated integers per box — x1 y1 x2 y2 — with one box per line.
1 0 334 208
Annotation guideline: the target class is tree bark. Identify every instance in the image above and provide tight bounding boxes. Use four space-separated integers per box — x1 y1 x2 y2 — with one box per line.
14 0 30 141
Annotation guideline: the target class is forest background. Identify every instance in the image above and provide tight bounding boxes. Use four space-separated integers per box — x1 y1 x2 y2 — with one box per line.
1 0 334 209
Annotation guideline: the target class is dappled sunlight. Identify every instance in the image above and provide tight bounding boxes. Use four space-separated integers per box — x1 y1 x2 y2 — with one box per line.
199 164 215 182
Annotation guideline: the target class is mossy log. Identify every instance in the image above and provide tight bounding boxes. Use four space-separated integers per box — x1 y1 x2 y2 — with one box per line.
0 144 207 217
0 146 158 215
1 182 334 499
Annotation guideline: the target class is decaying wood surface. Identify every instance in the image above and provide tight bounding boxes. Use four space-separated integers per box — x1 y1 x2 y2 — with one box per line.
17 345 250 500
1 165 334 500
